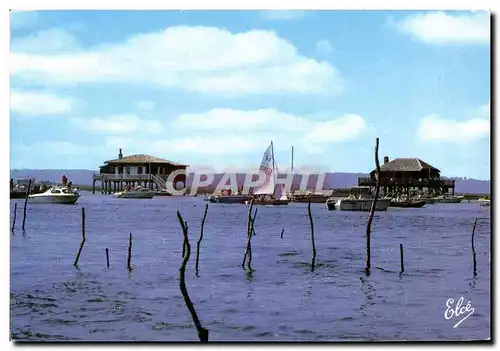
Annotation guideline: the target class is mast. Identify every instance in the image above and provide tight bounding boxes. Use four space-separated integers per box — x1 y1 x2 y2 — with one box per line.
271 141 277 196
291 146 294 174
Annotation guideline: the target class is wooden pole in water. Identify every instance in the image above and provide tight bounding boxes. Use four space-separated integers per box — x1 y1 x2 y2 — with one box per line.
73 207 86 267
251 208 258 236
399 244 404 273
365 137 381 276
127 233 133 271
106 248 110 268
472 218 478 276
11 203 17 233
177 211 209 342
242 199 254 269
280 228 284 239
195 204 209 276
22 179 32 232
308 199 316 272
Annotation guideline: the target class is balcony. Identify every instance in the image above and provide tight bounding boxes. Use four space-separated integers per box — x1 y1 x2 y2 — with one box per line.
93 173 152 181
358 177 455 187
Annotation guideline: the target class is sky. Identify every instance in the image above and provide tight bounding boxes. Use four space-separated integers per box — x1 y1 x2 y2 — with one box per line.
9 10 491 179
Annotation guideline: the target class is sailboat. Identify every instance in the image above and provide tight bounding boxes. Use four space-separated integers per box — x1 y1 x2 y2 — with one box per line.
245 141 289 206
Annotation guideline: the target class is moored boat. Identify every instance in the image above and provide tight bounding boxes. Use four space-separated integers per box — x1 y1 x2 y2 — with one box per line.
326 186 391 211
28 187 80 204
245 141 290 206
389 197 426 208
432 195 464 204
114 186 155 199
478 198 491 207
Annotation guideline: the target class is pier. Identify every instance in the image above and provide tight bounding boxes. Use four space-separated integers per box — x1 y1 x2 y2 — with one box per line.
93 149 189 195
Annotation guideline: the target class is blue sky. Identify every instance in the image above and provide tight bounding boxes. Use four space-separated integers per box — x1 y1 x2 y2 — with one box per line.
10 10 490 179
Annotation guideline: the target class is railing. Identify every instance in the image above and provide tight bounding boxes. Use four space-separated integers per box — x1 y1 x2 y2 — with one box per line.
151 174 167 189
93 174 152 181
358 177 455 187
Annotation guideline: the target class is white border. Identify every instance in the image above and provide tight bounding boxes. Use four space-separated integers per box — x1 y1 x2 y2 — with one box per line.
3 0 497 350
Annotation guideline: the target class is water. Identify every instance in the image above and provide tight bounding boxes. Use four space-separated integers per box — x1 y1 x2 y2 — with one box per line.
10 194 491 341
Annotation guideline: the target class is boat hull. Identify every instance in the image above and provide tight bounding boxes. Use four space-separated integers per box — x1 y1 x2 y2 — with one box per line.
114 192 155 199
390 200 426 208
28 194 80 204
478 199 491 207
326 198 391 211
433 198 463 204
246 199 289 206
290 195 330 203
213 195 253 204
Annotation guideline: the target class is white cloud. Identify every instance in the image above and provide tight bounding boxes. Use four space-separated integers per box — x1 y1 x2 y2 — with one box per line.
174 108 366 143
11 25 342 95
417 103 490 143
259 10 308 21
10 11 40 30
137 101 156 112
10 90 73 116
11 28 80 54
316 39 333 54
394 11 490 44
74 114 163 134
110 108 368 155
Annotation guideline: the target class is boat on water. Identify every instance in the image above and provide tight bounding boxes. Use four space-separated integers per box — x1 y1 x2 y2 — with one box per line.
290 191 330 204
245 141 289 206
389 197 426 208
326 186 391 211
114 186 155 199
478 198 491 207
432 195 464 204
212 194 253 204
28 187 80 204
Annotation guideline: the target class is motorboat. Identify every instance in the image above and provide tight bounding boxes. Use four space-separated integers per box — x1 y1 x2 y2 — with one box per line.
326 186 391 211
389 197 426 208
114 186 155 199
213 194 253 204
478 198 491 207
245 194 289 206
432 195 464 204
28 187 80 204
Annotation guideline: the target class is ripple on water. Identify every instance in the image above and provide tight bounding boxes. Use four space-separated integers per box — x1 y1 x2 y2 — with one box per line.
10 198 491 341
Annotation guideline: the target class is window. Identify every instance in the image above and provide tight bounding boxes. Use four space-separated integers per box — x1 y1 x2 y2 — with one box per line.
51 189 61 194
138 166 143 175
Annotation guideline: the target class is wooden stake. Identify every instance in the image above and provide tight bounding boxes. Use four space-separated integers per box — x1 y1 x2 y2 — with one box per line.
177 211 209 342
472 218 478 276
11 203 17 233
308 199 316 272
242 199 254 269
251 208 258 236
195 204 209 276
106 248 110 268
22 179 31 232
400 244 404 273
365 137 381 276
127 233 133 271
73 207 86 267
280 228 284 239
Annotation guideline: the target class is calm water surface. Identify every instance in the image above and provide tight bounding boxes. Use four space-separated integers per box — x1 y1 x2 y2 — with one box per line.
10 194 491 341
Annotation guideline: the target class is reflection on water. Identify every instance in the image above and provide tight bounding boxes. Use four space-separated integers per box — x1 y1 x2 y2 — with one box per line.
10 195 491 341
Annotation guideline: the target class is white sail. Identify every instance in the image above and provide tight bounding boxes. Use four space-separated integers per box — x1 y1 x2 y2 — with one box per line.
275 183 288 200
254 143 275 195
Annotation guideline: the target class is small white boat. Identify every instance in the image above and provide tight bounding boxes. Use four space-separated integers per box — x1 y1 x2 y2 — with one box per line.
478 198 491 207
28 187 80 204
326 186 391 211
114 186 155 199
